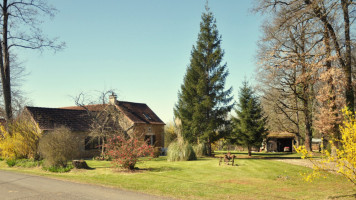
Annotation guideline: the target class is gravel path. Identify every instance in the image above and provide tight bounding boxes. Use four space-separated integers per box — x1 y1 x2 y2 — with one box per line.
275 159 316 168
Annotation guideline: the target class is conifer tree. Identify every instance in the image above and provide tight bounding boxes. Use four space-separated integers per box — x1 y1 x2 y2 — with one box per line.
174 4 233 156
232 81 267 156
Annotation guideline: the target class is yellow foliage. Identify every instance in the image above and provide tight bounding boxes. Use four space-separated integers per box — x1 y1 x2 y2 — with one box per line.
0 120 41 159
296 107 356 185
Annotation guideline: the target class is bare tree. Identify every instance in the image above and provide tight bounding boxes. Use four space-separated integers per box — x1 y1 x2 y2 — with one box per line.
254 0 355 110
0 0 65 120
74 91 138 156
256 15 322 150
254 0 353 151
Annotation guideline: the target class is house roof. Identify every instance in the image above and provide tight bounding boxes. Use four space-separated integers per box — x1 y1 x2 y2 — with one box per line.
267 131 296 139
61 101 165 125
25 106 92 131
117 101 165 125
25 101 165 131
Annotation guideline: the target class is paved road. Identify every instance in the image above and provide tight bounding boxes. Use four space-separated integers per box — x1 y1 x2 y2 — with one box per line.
0 170 171 200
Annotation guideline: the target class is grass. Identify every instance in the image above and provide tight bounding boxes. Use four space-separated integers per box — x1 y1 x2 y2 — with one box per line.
0 156 355 199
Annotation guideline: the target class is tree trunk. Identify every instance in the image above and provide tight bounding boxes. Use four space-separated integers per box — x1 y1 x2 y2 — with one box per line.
304 114 312 152
207 138 212 156
0 0 12 121
341 0 354 112
248 146 251 157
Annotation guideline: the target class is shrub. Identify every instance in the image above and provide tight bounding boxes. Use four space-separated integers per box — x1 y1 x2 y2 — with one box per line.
105 134 154 170
167 140 196 161
43 165 73 173
153 147 161 158
193 143 207 157
296 107 356 185
6 159 16 167
164 122 177 147
39 126 79 168
0 119 41 159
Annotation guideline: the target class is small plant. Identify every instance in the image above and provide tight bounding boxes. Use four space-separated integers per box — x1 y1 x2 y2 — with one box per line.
15 159 43 168
94 154 112 161
6 159 16 167
105 134 154 170
43 165 73 173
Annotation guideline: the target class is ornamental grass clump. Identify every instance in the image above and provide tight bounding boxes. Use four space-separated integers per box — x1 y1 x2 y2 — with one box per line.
193 143 207 157
167 140 196 161
167 118 197 161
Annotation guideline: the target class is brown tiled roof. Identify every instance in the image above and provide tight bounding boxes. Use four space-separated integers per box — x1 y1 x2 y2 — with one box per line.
62 101 165 125
25 106 92 131
117 101 165 125
25 101 164 131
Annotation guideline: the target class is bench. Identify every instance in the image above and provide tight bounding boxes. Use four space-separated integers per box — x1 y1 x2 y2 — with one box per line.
219 152 236 166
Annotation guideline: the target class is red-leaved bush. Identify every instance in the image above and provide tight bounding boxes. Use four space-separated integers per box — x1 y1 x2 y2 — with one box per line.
105 135 154 170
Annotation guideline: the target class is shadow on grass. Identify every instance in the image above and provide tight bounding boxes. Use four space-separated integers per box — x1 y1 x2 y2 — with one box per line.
236 156 302 160
327 193 356 199
146 166 182 172
214 152 302 160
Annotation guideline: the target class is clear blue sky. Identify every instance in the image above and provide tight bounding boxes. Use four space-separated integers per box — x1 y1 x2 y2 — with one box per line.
19 0 263 123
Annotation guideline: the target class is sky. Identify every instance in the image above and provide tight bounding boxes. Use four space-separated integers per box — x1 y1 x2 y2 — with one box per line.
18 0 263 123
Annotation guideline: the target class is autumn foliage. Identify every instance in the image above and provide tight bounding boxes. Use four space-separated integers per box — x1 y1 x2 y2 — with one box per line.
105 135 153 170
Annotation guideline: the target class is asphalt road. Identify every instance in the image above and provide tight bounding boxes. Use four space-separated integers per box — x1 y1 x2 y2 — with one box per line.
0 170 171 200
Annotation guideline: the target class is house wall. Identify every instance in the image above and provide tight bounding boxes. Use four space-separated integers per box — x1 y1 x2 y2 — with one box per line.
64 124 164 159
73 132 101 159
133 124 164 147
76 124 164 159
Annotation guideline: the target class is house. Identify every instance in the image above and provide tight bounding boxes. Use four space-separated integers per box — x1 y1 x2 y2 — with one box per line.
24 94 165 158
266 132 296 152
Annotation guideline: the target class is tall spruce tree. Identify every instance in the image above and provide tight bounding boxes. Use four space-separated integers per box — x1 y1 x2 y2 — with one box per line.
174 4 233 156
232 81 267 156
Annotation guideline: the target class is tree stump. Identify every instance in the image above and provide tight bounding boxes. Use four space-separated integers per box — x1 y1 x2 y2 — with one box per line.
72 160 90 169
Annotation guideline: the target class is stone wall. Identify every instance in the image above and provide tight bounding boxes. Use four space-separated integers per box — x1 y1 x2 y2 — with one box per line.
133 124 164 147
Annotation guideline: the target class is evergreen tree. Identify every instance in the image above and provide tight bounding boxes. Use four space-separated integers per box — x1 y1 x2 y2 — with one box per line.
174 4 233 156
232 81 267 156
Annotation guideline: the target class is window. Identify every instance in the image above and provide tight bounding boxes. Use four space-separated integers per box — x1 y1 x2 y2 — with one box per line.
144 135 156 146
85 137 100 150
143 113 152 120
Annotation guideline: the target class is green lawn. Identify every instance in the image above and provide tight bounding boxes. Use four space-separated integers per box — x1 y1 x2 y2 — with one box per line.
0 156 355 200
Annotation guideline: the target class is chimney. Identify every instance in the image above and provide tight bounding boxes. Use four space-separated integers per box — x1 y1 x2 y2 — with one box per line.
109 92 117 105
